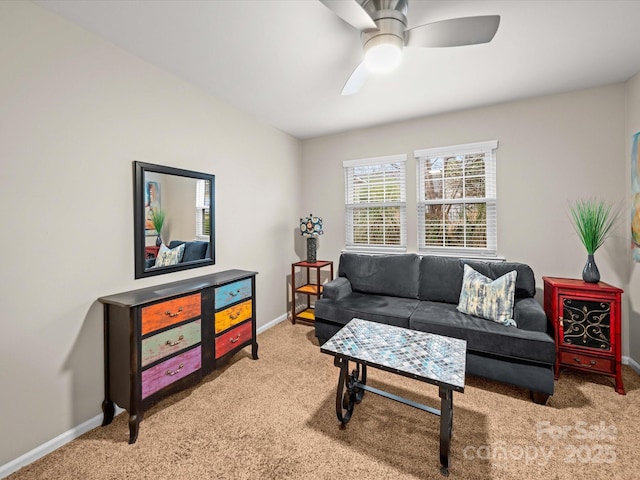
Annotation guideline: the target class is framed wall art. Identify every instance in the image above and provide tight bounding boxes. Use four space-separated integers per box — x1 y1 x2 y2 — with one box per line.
632 131 640 262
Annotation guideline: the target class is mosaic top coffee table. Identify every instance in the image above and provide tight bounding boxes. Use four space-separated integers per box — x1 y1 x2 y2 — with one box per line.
321 318 466 476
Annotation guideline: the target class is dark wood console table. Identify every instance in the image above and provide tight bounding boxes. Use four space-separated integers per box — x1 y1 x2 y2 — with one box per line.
99 269 258 443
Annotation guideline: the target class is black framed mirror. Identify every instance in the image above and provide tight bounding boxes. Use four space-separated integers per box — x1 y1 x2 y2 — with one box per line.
134 161 215 279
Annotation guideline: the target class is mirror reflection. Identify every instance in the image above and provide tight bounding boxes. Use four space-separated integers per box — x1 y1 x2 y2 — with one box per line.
134 162 215 278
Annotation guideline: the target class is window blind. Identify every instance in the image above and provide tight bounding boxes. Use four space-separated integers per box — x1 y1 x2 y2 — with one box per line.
415 141 498 257
343 154 407 251
195 179 211 239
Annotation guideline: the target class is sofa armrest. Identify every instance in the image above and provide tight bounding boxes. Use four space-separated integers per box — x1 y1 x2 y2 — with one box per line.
322 277 352 301
513 297 548 333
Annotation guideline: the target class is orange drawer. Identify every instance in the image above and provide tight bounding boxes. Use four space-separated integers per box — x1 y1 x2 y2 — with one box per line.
142 293 201 336
215 299 252 334
215 321 253 359
559 351 614 374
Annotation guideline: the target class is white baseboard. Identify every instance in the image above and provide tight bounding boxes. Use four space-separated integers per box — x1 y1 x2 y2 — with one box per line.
0 410 110 479
623 355 640 374
1 313 289 479
257 312 288 334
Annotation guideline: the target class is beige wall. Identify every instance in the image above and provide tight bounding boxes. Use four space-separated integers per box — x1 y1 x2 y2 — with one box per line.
626 72 640 363
0 1 301 466
301 83 630 349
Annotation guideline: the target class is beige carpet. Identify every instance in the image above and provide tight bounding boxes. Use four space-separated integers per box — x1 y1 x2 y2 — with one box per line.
9 321 640 479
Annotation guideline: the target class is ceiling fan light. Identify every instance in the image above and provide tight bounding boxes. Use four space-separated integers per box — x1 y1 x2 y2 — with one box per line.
364 43 402 73
363 33 403 74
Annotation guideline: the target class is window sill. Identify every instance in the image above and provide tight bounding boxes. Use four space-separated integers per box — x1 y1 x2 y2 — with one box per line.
342 246 408 255
418 250 506 262
340 247 506 262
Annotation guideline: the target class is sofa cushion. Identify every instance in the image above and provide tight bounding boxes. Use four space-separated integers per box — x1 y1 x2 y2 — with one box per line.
418 255 464 303
169 240 209 262
314 292 419 330
155 243 185 267
457 264 517 327
419 256 537 302
463 259 536 298
409 302 556 364
337 253 420 299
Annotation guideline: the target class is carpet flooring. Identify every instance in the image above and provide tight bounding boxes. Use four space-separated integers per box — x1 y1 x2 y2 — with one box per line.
8 320 640 479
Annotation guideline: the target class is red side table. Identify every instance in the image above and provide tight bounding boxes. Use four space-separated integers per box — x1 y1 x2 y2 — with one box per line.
543 277 624 394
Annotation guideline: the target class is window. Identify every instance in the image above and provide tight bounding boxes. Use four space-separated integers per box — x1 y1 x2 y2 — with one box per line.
195 179 210 240
415 141 498 257
343 154 407 252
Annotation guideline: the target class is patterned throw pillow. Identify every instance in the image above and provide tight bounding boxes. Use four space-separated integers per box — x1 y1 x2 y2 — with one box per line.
457 264 517 327
154 243 185 267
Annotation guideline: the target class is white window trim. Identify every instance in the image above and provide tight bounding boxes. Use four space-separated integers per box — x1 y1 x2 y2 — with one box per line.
343 154 407 168
415 140 498 258
343 154 408 253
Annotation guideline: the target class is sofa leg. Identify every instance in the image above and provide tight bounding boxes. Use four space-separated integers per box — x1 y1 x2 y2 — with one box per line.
530 391 549 405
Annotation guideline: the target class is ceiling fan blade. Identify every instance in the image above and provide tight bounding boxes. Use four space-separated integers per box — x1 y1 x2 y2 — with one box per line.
405 15 500 48
319 0 377 31
341 61 369 96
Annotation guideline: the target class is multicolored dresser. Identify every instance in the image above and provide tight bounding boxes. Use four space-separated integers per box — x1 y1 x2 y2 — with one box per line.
99 269 258 443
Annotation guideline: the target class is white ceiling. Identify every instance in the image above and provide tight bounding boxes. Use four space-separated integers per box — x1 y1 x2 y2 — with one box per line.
35 0 640 140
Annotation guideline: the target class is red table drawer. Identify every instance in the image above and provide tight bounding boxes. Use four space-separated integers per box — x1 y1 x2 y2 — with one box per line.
215 321 252 359
559 351 613 374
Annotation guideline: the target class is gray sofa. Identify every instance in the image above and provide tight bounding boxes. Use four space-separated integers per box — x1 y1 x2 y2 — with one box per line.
145 240 210 268
314 253 556 404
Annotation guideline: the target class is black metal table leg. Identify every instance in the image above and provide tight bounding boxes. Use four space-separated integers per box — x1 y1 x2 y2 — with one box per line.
354 363 367 403
334 357 368 427
334 356 354 427
439 386 453 476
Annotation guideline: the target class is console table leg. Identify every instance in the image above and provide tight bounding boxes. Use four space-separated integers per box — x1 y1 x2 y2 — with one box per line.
128 413 142 444
439 386 453 476
101 399 115 426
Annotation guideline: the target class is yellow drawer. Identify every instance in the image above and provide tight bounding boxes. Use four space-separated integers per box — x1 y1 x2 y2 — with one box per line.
215 299 252 334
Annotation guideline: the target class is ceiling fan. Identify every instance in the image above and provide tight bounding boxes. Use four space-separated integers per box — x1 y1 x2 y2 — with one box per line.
320 0 500 95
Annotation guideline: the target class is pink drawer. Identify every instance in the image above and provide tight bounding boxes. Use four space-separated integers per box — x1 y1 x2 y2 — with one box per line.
215 321 253 359
142 346 201 399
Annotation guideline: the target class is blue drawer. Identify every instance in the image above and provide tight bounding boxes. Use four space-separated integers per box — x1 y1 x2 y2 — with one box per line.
215 278 252 309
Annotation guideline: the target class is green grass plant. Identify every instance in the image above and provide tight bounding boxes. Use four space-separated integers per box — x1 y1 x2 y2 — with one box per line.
569 199 617 254
150 208 165 234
